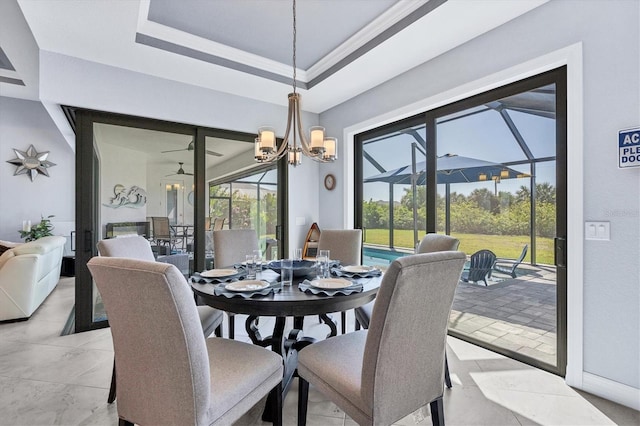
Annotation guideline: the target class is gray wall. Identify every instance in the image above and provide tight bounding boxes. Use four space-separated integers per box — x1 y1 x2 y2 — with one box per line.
319 0 639 392
0 97 75 244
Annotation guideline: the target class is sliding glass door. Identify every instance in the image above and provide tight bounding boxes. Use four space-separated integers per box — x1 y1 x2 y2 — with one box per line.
355 67 567 375
73 111 286 332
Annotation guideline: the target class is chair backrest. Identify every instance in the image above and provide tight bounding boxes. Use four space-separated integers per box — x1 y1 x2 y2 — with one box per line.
362 251 466 425
151 217 171 240
213 229 259 267
97 236 155 261
468 249 496 281
516 244 529 262
205 217 211 231
212 217 226 231
416 233 460 253
87 257 211 425
317 229 362 266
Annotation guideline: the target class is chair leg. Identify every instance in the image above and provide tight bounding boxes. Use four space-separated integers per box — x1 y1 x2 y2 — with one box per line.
228 313 235 339
297 377 309 426
444 354 452 389
108 359 116 403
272 382 283 426
429 396 445 426
341 311 346 334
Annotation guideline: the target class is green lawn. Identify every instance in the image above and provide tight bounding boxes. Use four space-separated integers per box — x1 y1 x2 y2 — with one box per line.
363 229 554 265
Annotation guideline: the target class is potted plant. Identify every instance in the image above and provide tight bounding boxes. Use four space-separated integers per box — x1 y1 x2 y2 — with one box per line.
18 215 55 242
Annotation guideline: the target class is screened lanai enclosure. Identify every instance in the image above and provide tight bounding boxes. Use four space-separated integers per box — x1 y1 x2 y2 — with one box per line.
360 83 557 267
209 166 279 257
356 69 566 375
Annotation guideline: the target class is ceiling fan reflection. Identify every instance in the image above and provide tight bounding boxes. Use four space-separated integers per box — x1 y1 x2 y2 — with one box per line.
161 140 222 157
166 162 193 177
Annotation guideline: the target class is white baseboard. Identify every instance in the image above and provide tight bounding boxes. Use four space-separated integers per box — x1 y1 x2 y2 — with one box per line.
581 372 640 411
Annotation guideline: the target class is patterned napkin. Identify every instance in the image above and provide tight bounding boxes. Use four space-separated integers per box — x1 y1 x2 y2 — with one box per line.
212 280 282 299
332 266 382 279
190 270 247 284
298 279 363 296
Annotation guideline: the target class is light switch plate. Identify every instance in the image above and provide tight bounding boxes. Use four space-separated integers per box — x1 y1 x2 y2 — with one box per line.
585 221 610 240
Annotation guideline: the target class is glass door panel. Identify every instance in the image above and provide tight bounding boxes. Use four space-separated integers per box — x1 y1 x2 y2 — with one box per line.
355 69 566 375
434 81 562 371
203 133 283 266
359 123 426 268
75 113 194 332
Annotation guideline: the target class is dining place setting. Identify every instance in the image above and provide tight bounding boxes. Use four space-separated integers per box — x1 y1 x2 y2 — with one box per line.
191 248 382 300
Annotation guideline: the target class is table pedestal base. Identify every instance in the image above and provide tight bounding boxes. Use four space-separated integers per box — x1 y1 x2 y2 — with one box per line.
244 315 337 422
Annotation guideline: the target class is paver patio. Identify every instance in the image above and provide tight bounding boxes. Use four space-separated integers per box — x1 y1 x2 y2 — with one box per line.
450 264 558 366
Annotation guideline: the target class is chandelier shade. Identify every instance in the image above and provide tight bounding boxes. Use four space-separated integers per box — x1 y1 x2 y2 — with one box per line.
255 0 337 167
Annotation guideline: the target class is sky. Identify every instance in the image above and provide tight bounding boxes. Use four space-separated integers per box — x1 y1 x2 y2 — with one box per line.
362 100 557 202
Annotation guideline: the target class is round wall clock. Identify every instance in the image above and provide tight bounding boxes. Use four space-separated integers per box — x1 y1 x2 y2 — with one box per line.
324 173 336 191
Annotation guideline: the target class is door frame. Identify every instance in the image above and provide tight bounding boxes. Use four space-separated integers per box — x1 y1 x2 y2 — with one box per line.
354 67 567 376
73 109 287 332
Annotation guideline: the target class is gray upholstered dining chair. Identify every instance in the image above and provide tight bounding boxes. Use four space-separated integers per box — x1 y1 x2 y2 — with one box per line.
297 251 466 426
97 236 224 337
317 229 363 333
97 236 224 403
213 229 260 339
353 233 460 388
354 233 460 329
87 257 283 426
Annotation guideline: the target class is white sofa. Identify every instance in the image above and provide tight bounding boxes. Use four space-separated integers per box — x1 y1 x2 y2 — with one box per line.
0 236 66 321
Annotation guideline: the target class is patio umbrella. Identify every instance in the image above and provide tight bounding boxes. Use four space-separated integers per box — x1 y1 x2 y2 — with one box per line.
364 153 524 185
364 153 526 244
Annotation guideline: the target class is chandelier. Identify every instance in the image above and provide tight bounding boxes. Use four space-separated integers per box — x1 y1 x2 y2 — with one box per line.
254 0 337 167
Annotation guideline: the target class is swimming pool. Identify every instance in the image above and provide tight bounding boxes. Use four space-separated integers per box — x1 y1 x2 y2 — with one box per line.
363 245 412 268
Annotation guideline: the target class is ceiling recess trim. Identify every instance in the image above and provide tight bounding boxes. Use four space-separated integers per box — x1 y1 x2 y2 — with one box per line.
134 0 446 89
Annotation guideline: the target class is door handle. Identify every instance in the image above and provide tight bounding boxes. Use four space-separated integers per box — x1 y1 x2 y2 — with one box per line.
554 237 566 268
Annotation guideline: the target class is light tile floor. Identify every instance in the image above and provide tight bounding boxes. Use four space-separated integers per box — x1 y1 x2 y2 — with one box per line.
0 277 638 426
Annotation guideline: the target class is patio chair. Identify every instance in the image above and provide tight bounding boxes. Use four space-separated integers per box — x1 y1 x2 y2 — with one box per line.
493 244 528 278
151 216 175 251
460 249 496 286
212 217 226 231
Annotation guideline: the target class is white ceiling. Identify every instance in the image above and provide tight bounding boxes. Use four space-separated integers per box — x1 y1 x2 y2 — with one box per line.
2 0 549 113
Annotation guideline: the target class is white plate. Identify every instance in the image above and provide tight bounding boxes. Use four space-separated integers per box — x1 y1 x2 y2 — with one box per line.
200 269 238 278
225 280 270 292
341 265 377 274
310 278 352 289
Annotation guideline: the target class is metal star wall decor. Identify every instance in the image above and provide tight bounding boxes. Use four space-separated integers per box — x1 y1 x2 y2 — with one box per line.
6 145 56 181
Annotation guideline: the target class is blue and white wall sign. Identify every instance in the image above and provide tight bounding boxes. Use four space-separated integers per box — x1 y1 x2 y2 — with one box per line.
618 127 640 168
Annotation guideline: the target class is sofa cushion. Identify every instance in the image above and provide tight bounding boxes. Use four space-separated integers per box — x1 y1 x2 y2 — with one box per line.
12 236 61 256
0 250 15 269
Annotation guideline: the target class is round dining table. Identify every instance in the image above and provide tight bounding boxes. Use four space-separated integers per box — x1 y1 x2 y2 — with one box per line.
191 268 382 421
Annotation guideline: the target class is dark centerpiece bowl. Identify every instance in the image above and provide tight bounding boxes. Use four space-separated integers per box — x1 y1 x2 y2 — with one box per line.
267 259 316 278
